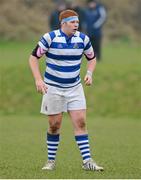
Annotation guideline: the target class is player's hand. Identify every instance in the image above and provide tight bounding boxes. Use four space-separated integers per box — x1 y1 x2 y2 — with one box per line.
35 79 48 94
84 74 93 86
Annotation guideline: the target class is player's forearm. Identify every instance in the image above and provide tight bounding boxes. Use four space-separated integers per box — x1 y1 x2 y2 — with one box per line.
29 55 43 81
87 58 96 75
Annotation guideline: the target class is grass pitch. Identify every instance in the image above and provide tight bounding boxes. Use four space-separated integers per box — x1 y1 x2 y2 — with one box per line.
0 115 141 179
0 41 141 178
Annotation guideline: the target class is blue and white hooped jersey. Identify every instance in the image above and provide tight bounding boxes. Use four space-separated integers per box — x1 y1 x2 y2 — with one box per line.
38 29 95 88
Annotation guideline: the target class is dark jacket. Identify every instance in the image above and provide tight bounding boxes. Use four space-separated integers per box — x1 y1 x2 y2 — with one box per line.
49 11 60 30
84 4 107 37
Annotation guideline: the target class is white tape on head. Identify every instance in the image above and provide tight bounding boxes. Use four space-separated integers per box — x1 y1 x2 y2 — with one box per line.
61 16 79 24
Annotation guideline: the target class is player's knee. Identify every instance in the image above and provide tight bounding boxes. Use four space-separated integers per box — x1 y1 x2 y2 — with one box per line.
77 118 86 130
49 121 61 134
79 121 86 130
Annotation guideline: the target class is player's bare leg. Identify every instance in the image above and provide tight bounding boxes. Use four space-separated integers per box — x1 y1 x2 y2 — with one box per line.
69 110 103 171
68 109 87 135
48 113 63 134
42 113 63 170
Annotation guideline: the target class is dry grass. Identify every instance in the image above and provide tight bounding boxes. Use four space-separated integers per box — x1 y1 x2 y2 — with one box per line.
0 0 141 41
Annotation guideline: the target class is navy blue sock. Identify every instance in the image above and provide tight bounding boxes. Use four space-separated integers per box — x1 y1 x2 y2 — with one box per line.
75 134 91 163
47 133 59 161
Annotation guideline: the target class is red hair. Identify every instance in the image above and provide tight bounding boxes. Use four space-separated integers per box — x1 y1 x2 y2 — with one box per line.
59 9 78 22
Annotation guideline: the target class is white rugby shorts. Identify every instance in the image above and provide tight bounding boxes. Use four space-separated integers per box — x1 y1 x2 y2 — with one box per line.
40 83 86 115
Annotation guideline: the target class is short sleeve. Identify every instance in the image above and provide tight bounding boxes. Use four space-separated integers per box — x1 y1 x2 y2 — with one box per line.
84 35 95 61
38 33 52 50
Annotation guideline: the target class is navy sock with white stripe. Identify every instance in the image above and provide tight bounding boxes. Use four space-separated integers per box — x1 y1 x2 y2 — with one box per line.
75 134 91 163
47 133 59 161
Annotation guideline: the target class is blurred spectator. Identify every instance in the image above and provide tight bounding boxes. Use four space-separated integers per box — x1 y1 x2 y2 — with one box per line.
66 2 85 31
49 1 66 30
84 0 107 60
